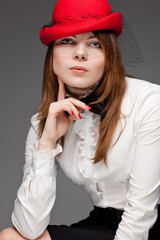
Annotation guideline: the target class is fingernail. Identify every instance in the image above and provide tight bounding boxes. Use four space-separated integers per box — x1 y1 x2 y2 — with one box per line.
72 111 74 115
85 104 91 110
78 113 81 119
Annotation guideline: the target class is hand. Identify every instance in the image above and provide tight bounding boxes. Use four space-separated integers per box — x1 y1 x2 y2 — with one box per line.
38 77 91 150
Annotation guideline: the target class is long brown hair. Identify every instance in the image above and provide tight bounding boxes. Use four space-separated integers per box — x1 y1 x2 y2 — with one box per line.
37 30 126 167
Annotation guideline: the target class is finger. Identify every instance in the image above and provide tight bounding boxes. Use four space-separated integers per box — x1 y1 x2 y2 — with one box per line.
57 76 66 102
61 101 79 118
68 114 76 123
49 102 73 118
67 103 83 119
66 98 91 112
59 100 84 120
76 106 83 114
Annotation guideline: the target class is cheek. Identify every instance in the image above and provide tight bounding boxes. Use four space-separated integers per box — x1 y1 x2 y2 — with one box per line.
53 56 69 84
99 58 105 71
53 56 63 75
93 57 105 77
53 47 64 73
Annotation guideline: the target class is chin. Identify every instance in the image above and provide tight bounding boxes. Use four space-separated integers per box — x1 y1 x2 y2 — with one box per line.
65 79 93 88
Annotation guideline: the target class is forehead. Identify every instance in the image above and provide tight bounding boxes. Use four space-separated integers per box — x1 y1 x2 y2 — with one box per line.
58 32 96 40
73 32 95 38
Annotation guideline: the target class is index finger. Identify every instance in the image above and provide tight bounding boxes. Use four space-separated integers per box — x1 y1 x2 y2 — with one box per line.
57 76 66 102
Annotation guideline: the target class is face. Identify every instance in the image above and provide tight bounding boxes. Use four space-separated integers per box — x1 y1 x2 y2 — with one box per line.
52 32 105 96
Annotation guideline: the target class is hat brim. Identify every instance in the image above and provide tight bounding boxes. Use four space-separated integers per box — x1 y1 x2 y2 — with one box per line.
40 12 122 46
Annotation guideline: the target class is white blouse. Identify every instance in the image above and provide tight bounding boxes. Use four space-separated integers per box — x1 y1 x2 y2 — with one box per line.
12 77 160 240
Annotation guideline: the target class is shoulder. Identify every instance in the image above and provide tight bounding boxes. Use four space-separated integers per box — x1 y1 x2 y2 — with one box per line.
124 76 160 108
124 77 160 132
126 76 160 95
120 77 160 124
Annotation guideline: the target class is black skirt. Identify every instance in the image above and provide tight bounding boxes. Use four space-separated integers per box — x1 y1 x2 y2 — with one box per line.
47 205 160 240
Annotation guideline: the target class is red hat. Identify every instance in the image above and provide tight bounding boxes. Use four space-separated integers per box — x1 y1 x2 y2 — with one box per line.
40 0 122 46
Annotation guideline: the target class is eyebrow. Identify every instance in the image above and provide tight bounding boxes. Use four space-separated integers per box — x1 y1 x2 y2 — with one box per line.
72 35 97 40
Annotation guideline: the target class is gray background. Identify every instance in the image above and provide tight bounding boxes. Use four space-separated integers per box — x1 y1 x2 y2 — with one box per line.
0 0 159 230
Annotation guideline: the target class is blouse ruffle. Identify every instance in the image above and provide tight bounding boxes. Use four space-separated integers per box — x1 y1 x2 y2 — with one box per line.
73 110 104 203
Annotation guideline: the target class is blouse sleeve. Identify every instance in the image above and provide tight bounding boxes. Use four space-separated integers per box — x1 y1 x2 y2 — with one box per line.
114 86 160 240
11 113 62 239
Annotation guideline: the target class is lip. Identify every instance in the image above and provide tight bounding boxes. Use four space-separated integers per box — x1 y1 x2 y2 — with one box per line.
70 66 88 72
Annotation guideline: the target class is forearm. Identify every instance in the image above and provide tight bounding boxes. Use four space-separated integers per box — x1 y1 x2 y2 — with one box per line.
12 142 62 239
114 199 158 240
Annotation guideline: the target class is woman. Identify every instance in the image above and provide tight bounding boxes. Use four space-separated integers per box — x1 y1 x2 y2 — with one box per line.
1 0 160 239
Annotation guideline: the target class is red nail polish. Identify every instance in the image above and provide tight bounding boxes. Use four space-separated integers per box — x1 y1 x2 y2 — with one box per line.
78 113 81 119
85 104 91 110
72 111 74 115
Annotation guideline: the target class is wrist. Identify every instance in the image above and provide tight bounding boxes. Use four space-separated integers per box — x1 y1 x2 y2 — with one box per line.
38 138 56 151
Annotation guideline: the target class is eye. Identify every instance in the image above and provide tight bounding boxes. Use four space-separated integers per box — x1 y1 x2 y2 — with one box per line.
60 38 74 44
90 41 102 49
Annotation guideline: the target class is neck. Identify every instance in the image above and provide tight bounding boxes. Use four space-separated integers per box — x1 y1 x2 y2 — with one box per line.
65 86 89 98
65 82 100 99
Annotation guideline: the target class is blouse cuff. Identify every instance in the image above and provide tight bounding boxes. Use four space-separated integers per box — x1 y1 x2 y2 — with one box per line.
31 140 62 176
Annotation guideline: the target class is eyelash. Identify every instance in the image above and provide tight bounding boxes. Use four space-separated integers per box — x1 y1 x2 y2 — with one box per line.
59 38 102 49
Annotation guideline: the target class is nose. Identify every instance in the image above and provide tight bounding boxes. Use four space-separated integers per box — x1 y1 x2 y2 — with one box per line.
73 48 88 61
